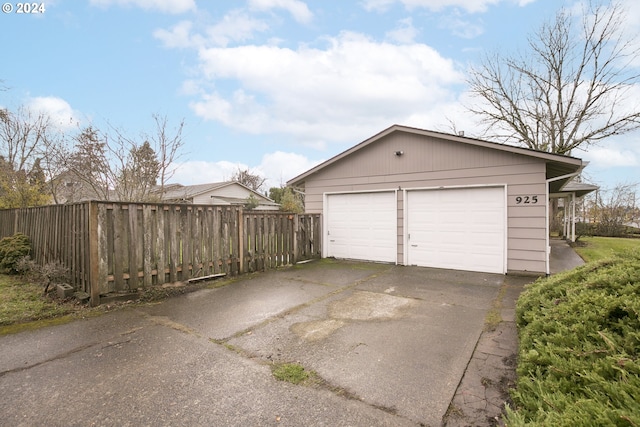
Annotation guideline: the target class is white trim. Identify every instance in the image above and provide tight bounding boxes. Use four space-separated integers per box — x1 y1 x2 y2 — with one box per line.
400 183 506 192
323 188 400 195
545 181 550 275
403 189 408 266
571 192 576 242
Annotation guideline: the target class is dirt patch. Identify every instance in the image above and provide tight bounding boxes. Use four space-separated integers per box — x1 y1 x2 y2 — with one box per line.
290 291 417 342
291 319 345 341
329 291 416 320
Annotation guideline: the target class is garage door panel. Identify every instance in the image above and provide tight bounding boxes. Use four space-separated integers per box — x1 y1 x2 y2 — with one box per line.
326 192 396 263
407 187 505 274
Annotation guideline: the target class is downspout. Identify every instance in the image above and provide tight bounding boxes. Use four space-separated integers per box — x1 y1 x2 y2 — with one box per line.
546 170 582 275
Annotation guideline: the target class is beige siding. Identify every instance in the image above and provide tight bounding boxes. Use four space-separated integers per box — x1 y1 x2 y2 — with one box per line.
193 193 219 204
302 132 550 274
192 184 265 205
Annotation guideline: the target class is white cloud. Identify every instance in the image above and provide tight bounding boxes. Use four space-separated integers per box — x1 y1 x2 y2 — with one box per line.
26 96 80 131
362 0 504 14
580 139 640 169
90 0 195 14
205 10 270 47
154 20 200 48
385 18 419 43
154 11 269 49
254 151 323 187
170 151 322 189
188 31 464 146
619 0 640 68
438 11 484 39
170 160 246 185
248 0 313 24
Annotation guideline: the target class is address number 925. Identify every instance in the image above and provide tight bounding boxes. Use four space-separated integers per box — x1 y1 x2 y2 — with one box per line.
515 195 538 204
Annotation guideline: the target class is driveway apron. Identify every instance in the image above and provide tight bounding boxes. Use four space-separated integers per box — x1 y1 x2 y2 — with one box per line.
0 260 503 427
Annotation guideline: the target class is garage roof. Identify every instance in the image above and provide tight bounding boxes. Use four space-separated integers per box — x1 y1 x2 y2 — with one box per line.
288 125 585 191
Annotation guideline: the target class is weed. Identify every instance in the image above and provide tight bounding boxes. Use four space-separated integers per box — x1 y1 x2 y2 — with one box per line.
484 282 507 331
271 362 316 385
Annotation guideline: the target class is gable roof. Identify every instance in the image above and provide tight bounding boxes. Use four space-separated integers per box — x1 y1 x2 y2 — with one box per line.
158 181 273 202
287 125 585 192
556 180 600 198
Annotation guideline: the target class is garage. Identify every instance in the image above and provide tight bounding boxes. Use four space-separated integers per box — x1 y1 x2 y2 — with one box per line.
288 125 590 275
325 191 397 263
406 187 506 274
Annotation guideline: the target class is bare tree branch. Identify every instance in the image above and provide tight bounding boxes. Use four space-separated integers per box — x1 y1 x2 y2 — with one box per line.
231 167 266 192
467 1 640 155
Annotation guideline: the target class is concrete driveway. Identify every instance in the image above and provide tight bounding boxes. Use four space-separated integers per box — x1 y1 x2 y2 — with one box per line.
0 259 509 426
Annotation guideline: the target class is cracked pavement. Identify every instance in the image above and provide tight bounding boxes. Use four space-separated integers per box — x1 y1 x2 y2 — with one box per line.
1 259 538 426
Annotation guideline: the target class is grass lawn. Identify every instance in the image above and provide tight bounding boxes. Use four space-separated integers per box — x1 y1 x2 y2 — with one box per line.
573 236 640 262
0 271 234 335
0 275 82 334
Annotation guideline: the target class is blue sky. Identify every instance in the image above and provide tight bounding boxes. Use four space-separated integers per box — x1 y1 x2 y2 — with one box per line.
2 0 639 192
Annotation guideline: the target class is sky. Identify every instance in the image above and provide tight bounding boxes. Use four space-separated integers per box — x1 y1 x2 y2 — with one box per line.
1 0 639 194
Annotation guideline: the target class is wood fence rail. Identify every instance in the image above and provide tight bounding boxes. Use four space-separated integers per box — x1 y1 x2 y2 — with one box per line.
0 201 321 306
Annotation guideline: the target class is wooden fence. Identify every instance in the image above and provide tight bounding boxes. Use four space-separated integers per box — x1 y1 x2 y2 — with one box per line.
0 201 321 306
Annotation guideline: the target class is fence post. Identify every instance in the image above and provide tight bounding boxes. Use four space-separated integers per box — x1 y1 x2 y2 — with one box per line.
88 201 100 307
238 207 244 274
292 214 299 264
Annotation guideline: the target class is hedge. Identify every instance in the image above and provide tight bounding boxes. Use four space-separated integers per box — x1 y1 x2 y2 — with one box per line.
505 250 640 426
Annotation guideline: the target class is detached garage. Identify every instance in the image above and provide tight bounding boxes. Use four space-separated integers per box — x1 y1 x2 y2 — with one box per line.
288 125 592 275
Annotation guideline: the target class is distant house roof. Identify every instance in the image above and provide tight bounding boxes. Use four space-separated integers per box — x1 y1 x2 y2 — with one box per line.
156 181 277 206
159 182 233 201
557 180 600 198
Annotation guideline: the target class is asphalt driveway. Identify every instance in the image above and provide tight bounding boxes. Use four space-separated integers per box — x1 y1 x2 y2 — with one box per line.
0 259 509 427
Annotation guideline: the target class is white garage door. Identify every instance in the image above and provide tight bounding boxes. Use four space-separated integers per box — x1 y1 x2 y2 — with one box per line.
326 192 397 263
407 187 505 273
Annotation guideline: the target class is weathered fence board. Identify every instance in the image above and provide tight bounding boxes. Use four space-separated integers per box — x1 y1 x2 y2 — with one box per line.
0 202 322 306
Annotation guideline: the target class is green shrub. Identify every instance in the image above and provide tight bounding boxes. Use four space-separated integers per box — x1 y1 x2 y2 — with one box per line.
0 233 31 274
506 249 640 426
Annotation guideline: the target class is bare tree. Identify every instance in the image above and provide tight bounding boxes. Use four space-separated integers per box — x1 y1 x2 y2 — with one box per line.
50 116 185 203
149 114 185 199
467 1 640 154
107 115 185 202
231 167 266 192
587 183 639 236
0 106 50 174
0 106 53 207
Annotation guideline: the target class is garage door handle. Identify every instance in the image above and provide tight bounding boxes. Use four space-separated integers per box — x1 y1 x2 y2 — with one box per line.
330 240 335 242
411 244 418 247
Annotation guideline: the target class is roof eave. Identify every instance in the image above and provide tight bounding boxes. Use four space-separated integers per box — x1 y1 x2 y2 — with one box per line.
287 124 585 186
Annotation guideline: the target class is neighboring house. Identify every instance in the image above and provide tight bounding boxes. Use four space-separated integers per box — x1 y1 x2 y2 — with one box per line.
553 179 599 239
287 124 596 275
157 181 279 210
51 171 111 204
